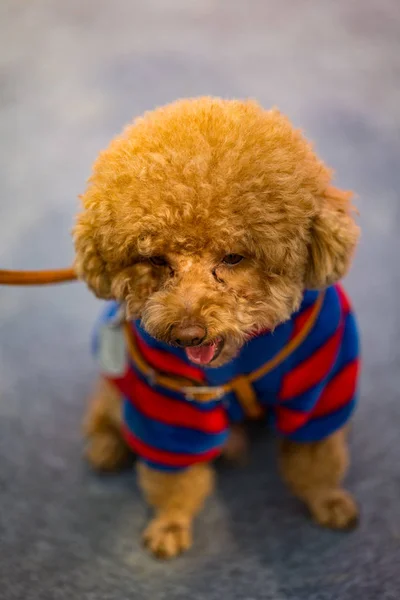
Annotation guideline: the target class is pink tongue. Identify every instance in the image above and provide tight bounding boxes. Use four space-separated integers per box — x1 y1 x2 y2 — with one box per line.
185 343 217 365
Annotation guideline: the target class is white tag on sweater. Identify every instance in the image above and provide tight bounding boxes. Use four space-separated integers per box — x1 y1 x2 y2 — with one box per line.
98 324 127 376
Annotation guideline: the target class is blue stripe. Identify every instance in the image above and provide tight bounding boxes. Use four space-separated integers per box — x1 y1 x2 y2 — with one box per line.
123 399 228 455
253 358 288 407
140 459 188 472
330 311 359 378
300 289 320 309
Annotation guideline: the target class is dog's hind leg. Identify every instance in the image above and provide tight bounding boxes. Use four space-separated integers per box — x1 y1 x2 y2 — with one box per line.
221 423 248 464
83 378 131 471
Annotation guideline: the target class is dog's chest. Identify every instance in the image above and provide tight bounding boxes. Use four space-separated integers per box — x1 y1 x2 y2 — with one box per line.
92 287 337 422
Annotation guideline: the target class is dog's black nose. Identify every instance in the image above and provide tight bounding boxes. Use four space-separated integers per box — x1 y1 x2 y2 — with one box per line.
171 324 206 347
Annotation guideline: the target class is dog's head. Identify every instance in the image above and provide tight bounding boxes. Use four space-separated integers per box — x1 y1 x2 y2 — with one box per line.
74 98 359 366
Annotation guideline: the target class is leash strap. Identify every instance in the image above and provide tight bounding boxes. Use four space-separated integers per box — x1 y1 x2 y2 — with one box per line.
0 267 77 285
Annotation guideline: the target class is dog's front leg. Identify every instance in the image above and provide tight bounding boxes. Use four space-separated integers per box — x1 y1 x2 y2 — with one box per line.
279 426 359 529
138 461 214 559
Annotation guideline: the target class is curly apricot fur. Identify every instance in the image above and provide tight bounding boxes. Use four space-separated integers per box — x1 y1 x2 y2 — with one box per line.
78 98 360 557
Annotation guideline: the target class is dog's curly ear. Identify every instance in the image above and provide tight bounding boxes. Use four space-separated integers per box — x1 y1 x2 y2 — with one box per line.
305 186 360 289
73 211 113 299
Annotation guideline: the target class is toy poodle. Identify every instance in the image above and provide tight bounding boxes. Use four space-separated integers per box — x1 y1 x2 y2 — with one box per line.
74 97 360 558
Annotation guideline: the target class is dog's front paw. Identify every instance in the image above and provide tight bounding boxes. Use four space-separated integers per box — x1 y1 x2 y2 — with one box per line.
143 513 193 559
309 489 359 530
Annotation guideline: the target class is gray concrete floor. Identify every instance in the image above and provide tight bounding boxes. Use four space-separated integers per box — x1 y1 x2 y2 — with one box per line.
0 1 399 599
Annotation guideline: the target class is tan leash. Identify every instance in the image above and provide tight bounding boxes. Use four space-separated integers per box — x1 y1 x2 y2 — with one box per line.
0 267 77 285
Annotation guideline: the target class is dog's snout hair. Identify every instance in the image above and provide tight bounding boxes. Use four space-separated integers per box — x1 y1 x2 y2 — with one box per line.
140 258 217 343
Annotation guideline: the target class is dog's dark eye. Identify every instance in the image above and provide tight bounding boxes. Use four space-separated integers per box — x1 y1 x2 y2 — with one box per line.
222 254 244 266
149 256 168 267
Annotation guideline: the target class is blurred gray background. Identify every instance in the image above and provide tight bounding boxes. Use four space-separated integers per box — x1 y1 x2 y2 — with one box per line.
0 1 399 599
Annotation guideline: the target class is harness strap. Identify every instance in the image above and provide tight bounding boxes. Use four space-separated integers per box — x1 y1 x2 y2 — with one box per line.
230 375 264 418
123 291 325 418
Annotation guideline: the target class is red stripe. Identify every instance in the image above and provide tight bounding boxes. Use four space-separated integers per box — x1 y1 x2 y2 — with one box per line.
311 360 359 418
335 284 351 315
107 369 227 434
275 406 309 435
133 327 205 383
122 427 221 467
108 368 140 399
276 360 359 435
280 324 343 401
